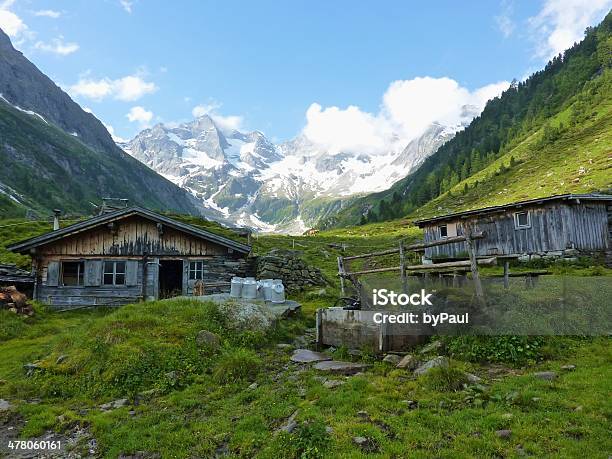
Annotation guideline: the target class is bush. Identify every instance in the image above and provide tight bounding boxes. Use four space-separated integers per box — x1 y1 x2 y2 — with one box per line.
421 365 467 392
213 347 262 384
446 336 544 365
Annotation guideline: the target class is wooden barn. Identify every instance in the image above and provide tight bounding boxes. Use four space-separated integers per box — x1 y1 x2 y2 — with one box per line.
8 207 251 308
414 194 612 265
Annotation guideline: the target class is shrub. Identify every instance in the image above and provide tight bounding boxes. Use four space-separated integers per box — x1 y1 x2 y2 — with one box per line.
421 365 467 392
446 336 544 365
213 347 262 384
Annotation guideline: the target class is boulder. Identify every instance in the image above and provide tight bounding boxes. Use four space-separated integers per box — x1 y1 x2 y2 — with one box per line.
313 361 368 375
382 354 402 365
533 371 557 381
464 372 482 383
290 349 332 363
195 330 220 349
496 429 512 439
0 399 11 411
413 356 449 376
396 354 418 370
323 380 345 389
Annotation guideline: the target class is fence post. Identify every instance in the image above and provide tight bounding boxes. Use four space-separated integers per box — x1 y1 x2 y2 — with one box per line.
337 256 346 297
503 261 510 289
465 230 485 303
399 240 407 294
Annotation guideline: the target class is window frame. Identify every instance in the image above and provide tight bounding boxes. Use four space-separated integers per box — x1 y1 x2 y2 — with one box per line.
189 261 204 280
103 260 127 286
439 224 448 238
61 261 84 287
514 210 531 229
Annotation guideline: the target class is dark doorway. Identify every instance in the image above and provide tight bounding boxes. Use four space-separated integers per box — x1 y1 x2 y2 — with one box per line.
159 260 183 299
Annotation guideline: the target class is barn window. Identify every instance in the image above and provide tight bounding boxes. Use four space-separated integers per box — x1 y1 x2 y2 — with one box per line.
439 225 448 238
103 261 126 285
514 211 531 229
189 261 204 280
61 261 84 286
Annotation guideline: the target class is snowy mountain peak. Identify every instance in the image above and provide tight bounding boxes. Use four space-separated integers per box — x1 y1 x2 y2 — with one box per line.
122 115 462 233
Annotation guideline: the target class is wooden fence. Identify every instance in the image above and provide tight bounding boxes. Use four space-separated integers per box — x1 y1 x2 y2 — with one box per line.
337 231 492 302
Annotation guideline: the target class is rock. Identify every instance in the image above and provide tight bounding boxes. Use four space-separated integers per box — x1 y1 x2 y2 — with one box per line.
382 354 401 365
313 361 369 375
24 362 42 376
464 372 482 383
501 413 513 420
401 400 418 410
55 355 68 364
533 371 557 381
420 340 444 354
196 330 221 349
396 354 418 370
347 349 362 357
496 429 512 439
0 399 11 411
325 426 334 434
277 410 299 434
574 405 583 412
248 382 258 390
290 349 332 363
356 410 369 419
100 398 129 410
165 371 178 384
323 380 344 389
561 364 576 371
413 356 449 376
276 343 293 349
352 436 378 452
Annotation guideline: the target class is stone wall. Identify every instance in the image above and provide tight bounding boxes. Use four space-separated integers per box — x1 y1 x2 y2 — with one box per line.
255 249 326 292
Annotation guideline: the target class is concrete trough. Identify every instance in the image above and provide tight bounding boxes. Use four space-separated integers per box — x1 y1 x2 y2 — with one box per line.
315 307 426 353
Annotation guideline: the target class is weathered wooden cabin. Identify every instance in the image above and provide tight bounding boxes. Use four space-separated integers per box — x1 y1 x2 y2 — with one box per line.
8 207 251 308
415 194 612 264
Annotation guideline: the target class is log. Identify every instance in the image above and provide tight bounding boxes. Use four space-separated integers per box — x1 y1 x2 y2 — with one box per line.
405 257 497 271
404 231 485 252
339 266 401 277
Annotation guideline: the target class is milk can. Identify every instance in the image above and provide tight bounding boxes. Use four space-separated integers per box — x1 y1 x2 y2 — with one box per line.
270 280 285 303
230 277 243 298
260 279 274 301
241 277 257 299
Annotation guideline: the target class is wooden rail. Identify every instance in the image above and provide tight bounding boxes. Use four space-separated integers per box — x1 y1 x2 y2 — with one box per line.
337 230 489 300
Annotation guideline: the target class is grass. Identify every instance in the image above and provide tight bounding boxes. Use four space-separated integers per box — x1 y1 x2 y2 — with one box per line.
0 294 610 457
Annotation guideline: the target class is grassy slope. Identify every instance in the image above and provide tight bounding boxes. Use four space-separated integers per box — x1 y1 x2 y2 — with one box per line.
0 300 610 458
412 74 612 219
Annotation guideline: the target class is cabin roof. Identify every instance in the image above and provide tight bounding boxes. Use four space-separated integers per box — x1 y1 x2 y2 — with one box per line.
7 207 252 254
414 193 612 227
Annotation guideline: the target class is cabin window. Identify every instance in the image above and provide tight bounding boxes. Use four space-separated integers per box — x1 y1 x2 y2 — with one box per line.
514 211 531 229
439 225 448 238
103 261 126 285
189 261 204 280
61 261 84 286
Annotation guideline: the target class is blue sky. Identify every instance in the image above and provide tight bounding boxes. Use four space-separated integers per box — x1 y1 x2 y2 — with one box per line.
1 0 610 144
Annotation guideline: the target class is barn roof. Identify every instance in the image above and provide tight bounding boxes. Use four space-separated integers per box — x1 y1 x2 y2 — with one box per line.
414 193 612 226
7 207 252 254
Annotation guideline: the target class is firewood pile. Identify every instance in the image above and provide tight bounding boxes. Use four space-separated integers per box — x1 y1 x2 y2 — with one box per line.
0 285 34 316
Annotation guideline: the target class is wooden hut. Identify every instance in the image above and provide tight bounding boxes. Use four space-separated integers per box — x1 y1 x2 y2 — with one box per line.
8 207 251 308
414 194 611 265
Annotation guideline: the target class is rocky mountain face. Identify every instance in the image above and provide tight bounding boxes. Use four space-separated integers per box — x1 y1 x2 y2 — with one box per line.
0 28 203 217
123 115 465 232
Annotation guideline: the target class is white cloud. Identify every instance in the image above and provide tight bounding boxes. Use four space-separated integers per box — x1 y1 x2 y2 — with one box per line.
120 0 133 13
302 76 509 155
529 0 611 60
192 103 243 132
34 37 78 55
126 106 153 124
70 74 157 101
0 7 27 38
34 9 61 18
495 0 515 38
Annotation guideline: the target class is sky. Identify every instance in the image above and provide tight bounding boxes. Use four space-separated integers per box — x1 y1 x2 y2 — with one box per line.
0 0 610 149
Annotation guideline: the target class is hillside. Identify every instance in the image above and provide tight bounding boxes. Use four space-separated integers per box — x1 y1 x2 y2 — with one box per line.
0 28 203 219
324 12 612 227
